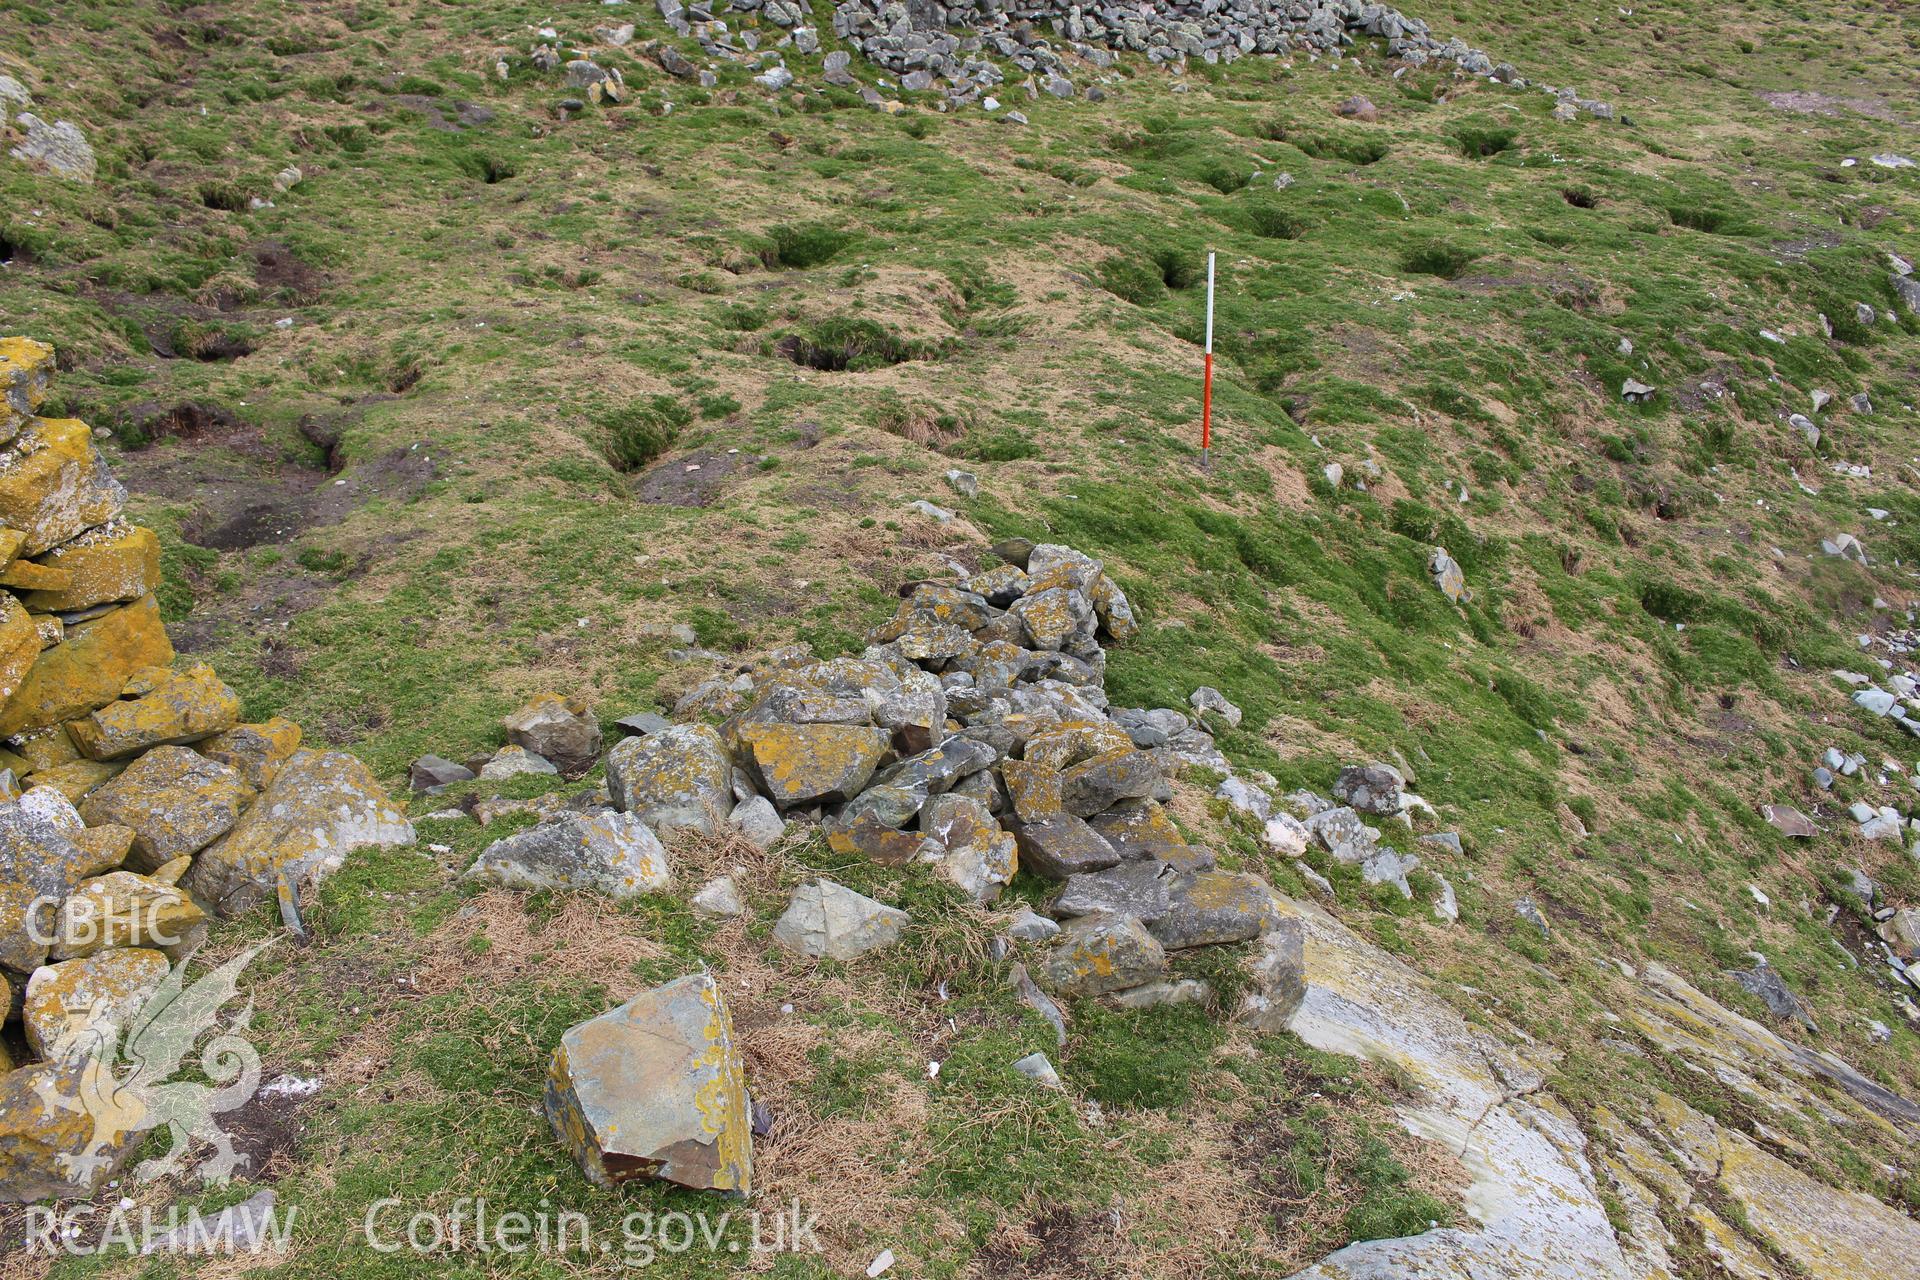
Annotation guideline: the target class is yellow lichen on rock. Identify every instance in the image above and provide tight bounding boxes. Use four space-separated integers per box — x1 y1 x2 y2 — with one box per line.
66 663 242 760
0 594 174 738
0 337 55 443
0 417 126 556
194 717 302 790
0 593 40 712
21 523 160 613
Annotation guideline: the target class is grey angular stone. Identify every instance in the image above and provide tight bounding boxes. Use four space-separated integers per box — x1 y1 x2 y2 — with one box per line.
728 795 785 849
545 972 752 1193
1149 870 1281 949
772 880 909 960
1051 859 1177 922
466 810 671 897
1011 813 1119 879
691 875 746 919
504 695 603 776
411 754 475 792
606 724 734 836
1038 912 1165 996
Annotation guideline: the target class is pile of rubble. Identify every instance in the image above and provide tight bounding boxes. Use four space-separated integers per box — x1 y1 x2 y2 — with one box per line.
828 0 1505 99
450 537 1455 1191
503 0 1629 123
0 339 415 1203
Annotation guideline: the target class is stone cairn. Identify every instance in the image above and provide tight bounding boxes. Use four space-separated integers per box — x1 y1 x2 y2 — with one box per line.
0 339 416 1203
484 538 1375 1194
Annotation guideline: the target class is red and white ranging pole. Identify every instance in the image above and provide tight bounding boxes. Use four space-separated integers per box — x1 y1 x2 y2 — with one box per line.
1201 251 1215 471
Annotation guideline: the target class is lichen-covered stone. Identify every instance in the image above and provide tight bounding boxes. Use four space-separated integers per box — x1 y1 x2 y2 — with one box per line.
22 946 170 1057
0 594 40 715
1000 757 1065 822
65 663 242 760
605 724 733 836
503 692 603 777
182 748 415 917
1023 720 1135 771
0 594 174 738
19 522 161 613
0 800 99 971
1059 748 1160 817
0 417 126 556
825 811 930 863
1038 912 1165 996
466 810 671 897
1008 586 1093 651
0 337 55 443
70 822 134 872
194 716 302 790
78 745 254 871
14 726 78 773
1011 813 1119 880
0 558 69 592
0 1056 141 1203
545 972 752 1194
922 793 1018 903
1149 870 1282 949
52 868 207 961
1086 798 1188 858
22 757 121 805
739 721 890 809
772 879 909 960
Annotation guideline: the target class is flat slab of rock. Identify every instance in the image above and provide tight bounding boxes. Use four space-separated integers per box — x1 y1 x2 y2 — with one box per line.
545 972 752 1193
605 724 733 836
466 810 670 897
772 879 908 960
182 748 415 917
1274 897 1639 1280
1760 804 1817 838
1051 859 1177 922
66 663 241 760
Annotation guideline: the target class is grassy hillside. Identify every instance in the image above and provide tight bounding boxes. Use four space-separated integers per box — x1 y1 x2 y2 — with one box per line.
3 0 1920 1273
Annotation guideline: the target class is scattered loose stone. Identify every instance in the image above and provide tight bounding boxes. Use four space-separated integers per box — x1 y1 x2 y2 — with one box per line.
503 693 603 777
410 754 475 793
466 810 671 898
772 880 909 960
479 745 559 781
545 972 752 1193
1011 1051 1063 1089
691 875 746 919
